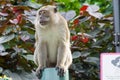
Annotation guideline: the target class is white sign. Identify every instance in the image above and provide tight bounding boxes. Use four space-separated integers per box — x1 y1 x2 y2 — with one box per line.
101 53 120 80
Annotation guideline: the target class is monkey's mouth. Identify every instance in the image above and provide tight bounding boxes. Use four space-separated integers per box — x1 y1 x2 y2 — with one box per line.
40 21 48 25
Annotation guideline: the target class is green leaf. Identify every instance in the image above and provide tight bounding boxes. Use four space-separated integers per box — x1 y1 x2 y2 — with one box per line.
56 0 70 3
81 52 90 57
92 38 103 46
84 57 99 64
0 67 3 73
2 27 13 35
25 1 42 9
72 51 81 59
64 10 76 21
23 55 33 61
0 52 9 56
0 34 15 44
70 0 76 2
102 33 111 41
0 44 5 52
30 0 36 3
88 28 101 37
3 69 38 80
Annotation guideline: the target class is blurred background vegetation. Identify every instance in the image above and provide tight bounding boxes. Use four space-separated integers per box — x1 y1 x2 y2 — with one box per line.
0 0 113 80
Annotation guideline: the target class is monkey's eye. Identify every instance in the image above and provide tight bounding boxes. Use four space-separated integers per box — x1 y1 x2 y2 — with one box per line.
39 10 47 15
54 7 57 13
39 11 42 15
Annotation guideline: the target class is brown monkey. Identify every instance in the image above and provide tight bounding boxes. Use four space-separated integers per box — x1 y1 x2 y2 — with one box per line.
34 5 72 78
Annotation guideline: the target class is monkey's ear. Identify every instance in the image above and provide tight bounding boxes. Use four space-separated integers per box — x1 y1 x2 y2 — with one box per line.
54 7 57 13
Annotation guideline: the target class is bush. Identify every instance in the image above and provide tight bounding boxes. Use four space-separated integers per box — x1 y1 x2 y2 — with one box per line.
0 0 113 80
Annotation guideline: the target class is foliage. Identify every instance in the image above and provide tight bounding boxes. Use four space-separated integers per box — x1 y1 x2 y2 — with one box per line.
69 3 113 80
0 0 113 80
0 0 40 79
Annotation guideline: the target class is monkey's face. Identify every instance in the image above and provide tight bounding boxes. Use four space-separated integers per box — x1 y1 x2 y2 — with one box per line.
36 5 57 27
38 10 50 25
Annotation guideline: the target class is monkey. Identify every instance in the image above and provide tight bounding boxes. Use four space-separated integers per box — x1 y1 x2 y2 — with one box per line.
34 5 72 79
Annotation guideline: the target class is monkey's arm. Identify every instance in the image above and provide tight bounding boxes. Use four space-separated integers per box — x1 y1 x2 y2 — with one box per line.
56 40 70 77
34 41 47 79
35 32 38 48
56 23 72 76
34 32 47 78
34 32 38 65
56 41 67 66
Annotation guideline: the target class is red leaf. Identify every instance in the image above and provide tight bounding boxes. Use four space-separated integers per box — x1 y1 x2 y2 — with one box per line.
80 37 89 43
80 5 88 11
17 14 22 23
28 47 35 53
12 7 22 13
80 11 83 15
13 7 18 13
12 6 30 13
71 35 78 41
74 19 79 25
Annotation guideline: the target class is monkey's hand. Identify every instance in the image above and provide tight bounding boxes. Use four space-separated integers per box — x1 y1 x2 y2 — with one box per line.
35 67 45 79
56 66 67 77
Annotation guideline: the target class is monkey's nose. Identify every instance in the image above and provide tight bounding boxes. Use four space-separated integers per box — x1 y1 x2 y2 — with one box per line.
40 16 43 19
40 21 46 25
